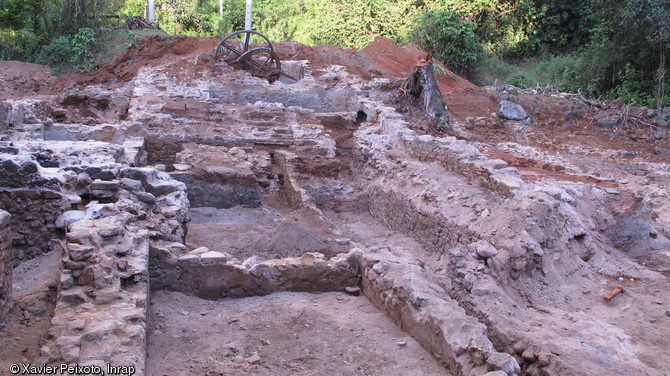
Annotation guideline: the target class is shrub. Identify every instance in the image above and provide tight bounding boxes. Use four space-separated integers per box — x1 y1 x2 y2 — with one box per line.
0 29 41 61
411 11 484 78
37 28 98 74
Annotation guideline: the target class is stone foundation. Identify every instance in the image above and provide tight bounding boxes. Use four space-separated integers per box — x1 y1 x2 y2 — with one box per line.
0 210 11 322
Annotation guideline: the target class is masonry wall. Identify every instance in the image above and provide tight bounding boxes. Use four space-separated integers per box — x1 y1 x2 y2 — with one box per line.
0 210 12 322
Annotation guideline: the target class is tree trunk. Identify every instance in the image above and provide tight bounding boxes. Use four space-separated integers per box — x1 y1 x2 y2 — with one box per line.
402 58 452 133
657 42 666 118
220 0 224 15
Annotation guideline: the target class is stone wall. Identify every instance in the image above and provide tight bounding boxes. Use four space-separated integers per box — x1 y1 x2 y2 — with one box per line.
144 135 183 167
0 157 70 263
0 210 12 322
150 244 361 300
39 166 190 376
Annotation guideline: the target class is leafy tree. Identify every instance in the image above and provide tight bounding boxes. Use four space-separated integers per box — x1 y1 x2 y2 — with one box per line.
561 0 670 107
411 11 484 77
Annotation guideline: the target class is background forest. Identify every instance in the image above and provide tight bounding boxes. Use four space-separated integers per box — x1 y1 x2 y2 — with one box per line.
0 0 668 109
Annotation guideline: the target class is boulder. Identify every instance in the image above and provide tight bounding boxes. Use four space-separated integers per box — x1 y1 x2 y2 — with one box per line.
55 210 86 230
499 100 529 121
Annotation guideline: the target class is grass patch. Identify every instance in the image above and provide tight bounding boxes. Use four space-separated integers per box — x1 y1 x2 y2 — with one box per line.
507 55 578 90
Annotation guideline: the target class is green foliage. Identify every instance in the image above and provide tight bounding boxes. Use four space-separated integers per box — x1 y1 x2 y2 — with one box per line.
37 28 98 73
1 0 668 109
506 55 576 89
556 0 670 107
0 29 41 60
472 53 516 85
411 11 483 77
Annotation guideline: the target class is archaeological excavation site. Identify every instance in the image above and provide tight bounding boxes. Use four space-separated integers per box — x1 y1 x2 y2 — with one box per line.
0 35 669 376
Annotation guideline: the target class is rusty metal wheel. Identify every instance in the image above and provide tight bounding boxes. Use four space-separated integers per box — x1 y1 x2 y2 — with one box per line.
238 47 281 82
214 30 275 63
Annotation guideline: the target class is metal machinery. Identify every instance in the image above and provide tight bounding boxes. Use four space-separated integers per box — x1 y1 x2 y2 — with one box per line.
214 0 283 83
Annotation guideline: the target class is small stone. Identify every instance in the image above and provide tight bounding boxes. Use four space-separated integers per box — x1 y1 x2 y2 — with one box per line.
232 355 245 364
89 179 119 190
120 178 143 191
344 286 361 295
67 319 86 332
521 348 536 361
487 352 521 375
335 238 351 245
136 192 156 204
513 339 529 353
655 147 670 155
200 251 229 265
190 247 210 255
537 352 552 367
474 240 498 258
173 164 191 171
605 188 620 195
247 353 261 365
397 341 407 347
665 311 670 317
55 210 86 230
68 244 94 261
261 339 271 346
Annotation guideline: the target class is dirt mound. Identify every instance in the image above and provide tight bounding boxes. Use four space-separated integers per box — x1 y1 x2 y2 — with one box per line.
52 35 220 92
9 34 476 100
0 61 56 100
273 37 476 94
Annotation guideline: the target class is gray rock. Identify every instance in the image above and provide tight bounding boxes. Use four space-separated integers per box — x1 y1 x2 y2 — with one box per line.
499 100 529 120
654 147 670 155
487 352 521 375
537 351 552 367
474 240 498 258
136 191 156 204
55 210 86 230
67 244 94 261
76 173 92 187
119 178 143 191
595 113 619 129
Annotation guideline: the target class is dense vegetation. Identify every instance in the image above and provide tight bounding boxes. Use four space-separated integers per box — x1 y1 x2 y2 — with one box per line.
0 0 668 109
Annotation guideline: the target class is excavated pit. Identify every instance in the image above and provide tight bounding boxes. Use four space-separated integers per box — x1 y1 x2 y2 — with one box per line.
1 36 670 376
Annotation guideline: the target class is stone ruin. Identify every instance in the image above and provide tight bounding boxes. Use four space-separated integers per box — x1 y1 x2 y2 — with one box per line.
0 39 669 376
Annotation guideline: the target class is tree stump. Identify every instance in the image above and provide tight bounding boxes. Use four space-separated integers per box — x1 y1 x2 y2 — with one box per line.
402 53 452 133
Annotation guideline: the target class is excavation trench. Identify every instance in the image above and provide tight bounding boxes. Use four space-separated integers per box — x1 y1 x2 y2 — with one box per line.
140 129 460 374
3 46 669 376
